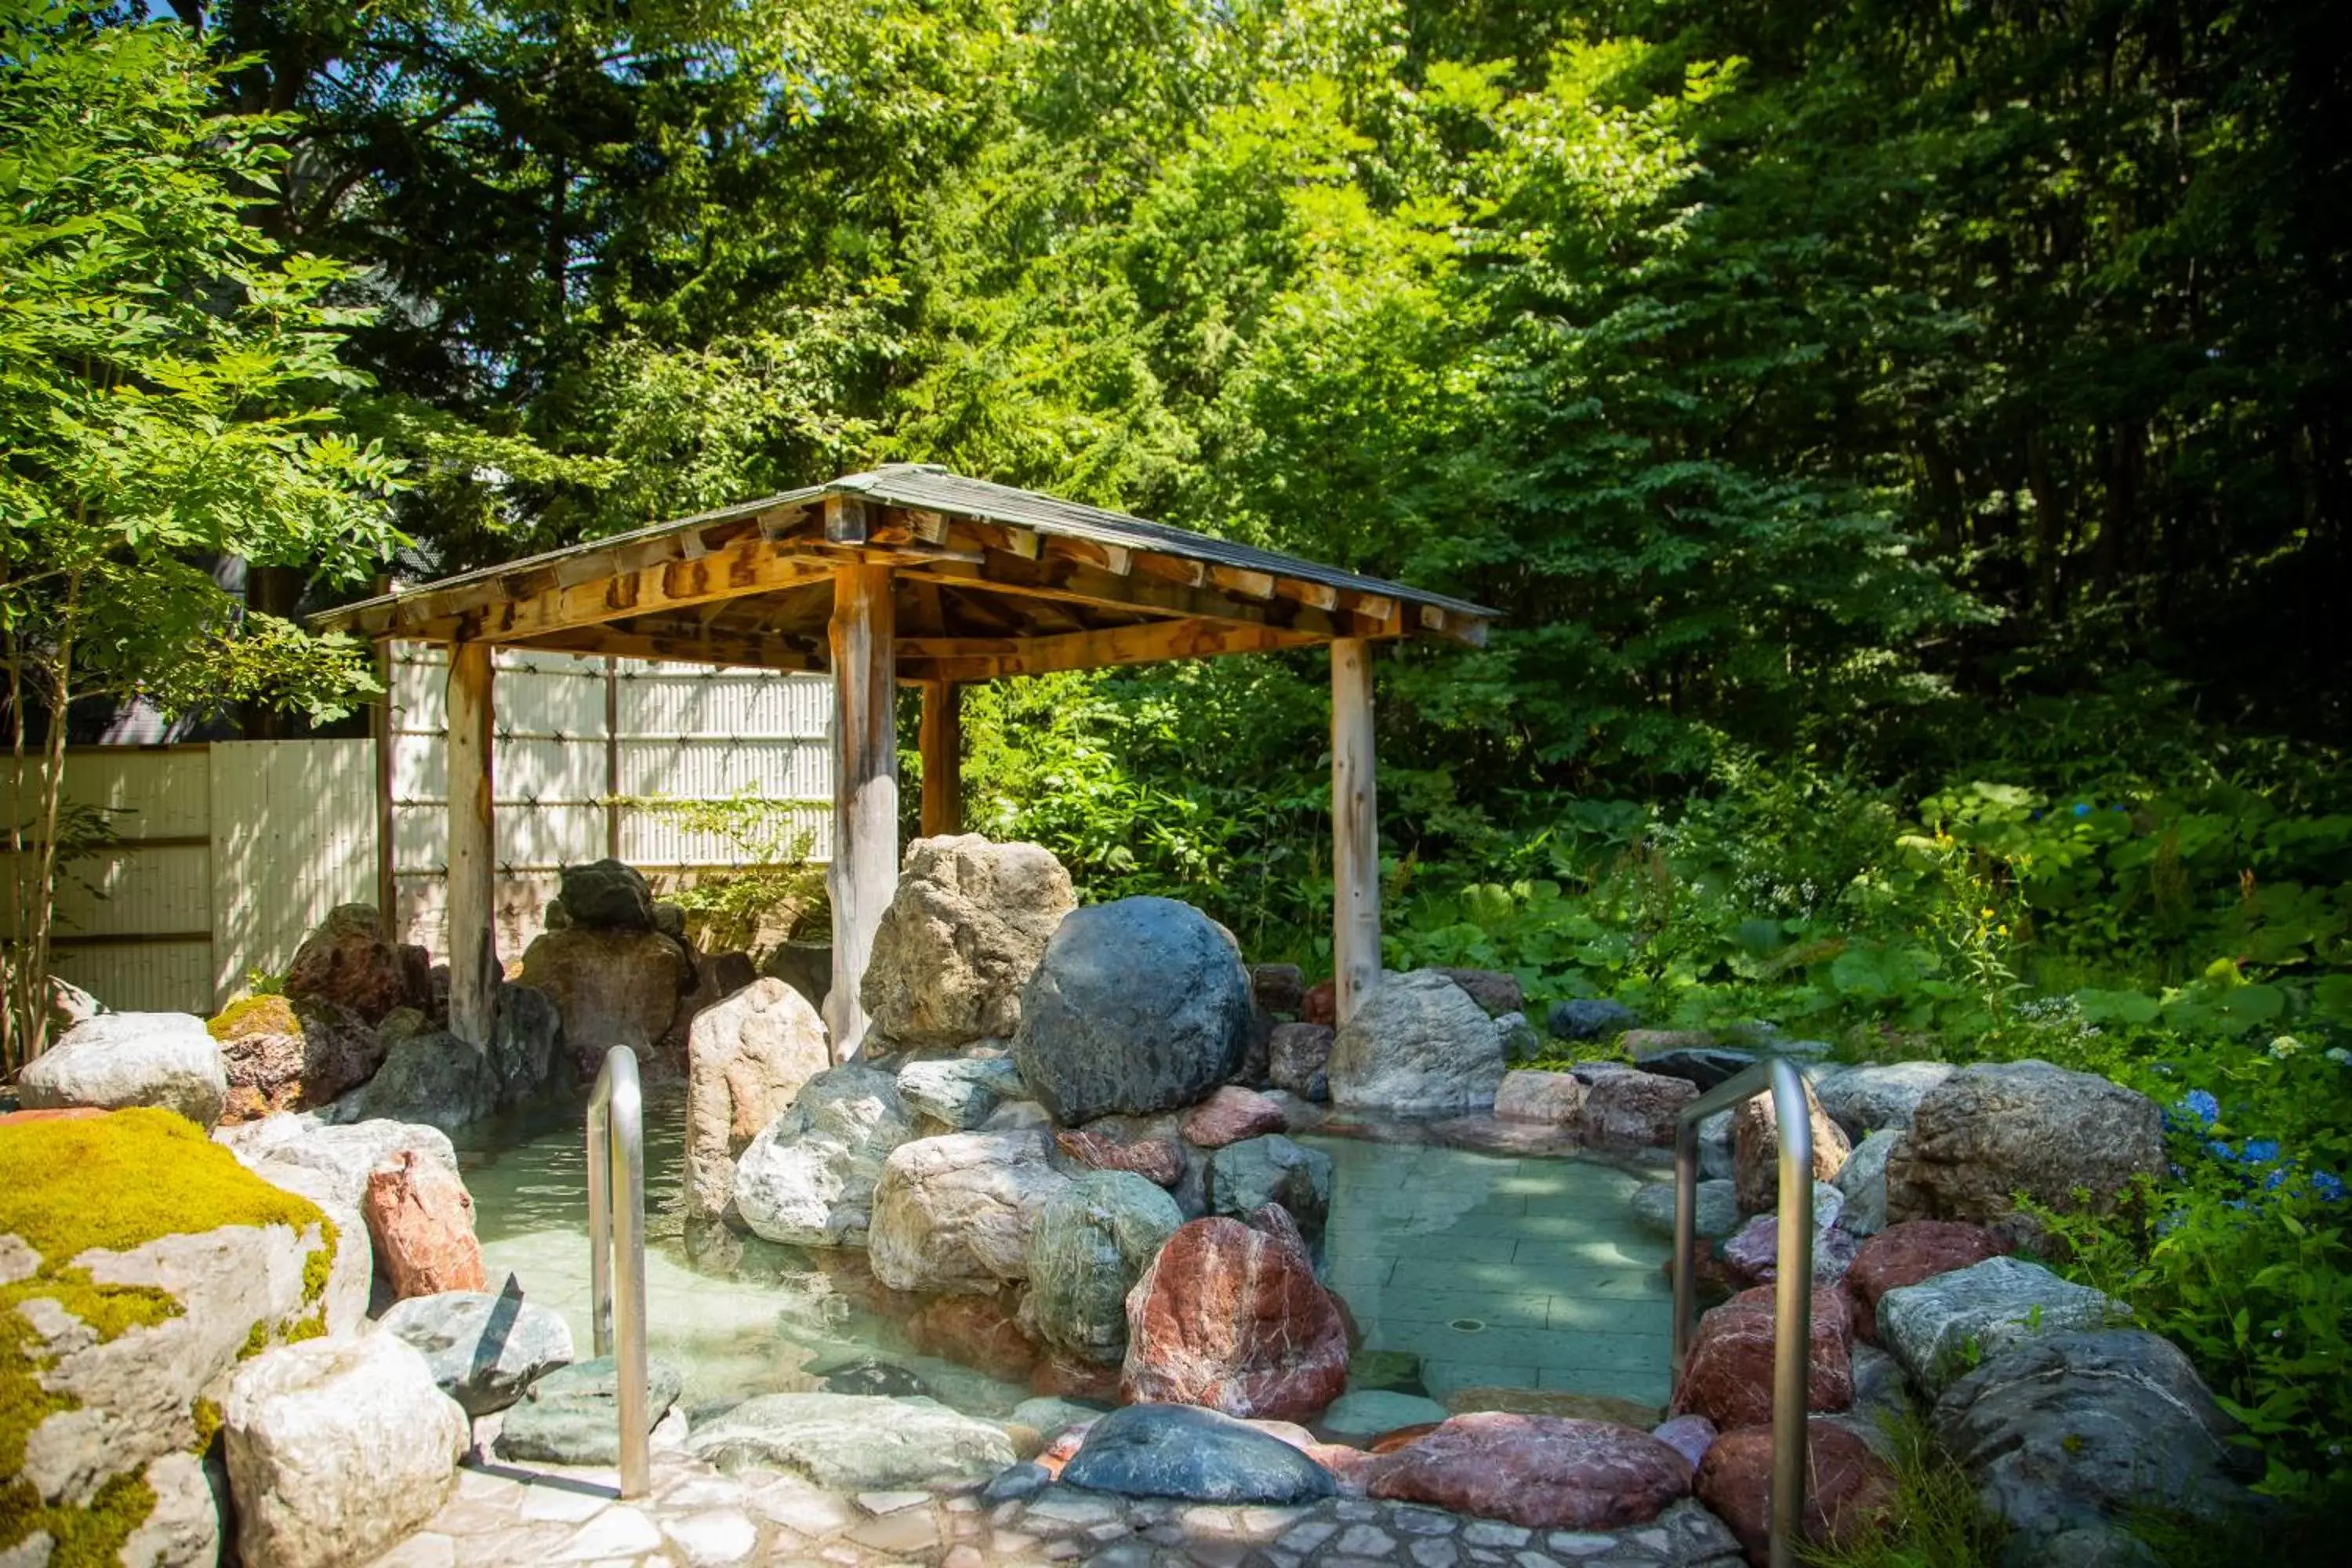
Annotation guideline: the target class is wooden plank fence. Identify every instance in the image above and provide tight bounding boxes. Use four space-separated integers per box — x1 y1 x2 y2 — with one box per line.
7 651 833 1016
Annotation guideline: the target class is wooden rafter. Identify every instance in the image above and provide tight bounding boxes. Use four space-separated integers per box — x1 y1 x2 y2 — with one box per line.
902 617 1324 682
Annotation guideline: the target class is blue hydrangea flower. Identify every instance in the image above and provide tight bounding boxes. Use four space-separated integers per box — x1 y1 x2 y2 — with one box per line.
2316 1171 2347 1203
2264 1166 2293 1192
2207 1139 2238 1161
2176 1090 2220 1127
2073 802 2092 817
2243 1138 2282 1164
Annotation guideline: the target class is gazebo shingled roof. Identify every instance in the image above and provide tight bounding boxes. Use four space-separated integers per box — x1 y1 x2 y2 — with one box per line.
318 466 1496 1051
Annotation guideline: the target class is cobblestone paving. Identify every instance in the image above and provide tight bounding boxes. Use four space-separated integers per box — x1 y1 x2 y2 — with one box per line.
372 1452 1745 1568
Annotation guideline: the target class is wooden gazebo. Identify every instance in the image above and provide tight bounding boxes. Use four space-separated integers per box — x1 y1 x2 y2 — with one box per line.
314 466 1495 1051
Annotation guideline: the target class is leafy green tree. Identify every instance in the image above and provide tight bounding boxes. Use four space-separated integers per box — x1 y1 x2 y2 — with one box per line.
0 0 398 1068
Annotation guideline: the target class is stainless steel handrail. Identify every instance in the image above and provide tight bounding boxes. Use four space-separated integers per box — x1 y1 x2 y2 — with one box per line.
1671 1058 1814 1568
586 1045 651 1498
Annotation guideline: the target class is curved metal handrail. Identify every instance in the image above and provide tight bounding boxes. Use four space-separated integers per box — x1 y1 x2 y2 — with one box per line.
586 1045 651 1498
1671 1057 1813 1568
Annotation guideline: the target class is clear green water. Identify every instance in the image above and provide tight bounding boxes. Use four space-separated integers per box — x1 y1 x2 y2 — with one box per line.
452 1089 1671 1421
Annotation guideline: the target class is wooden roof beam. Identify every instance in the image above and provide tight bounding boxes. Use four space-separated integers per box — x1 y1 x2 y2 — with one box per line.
906 618 1326 682
456 535 840 644
907 546 1377 639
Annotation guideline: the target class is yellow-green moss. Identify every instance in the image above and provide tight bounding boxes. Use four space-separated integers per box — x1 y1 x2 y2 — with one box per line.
1 1109 337 1560
189 1397 221 1453
5 1470 159 1568
205 993 300 1043
0 1109 325 1258
300 1215 339 1308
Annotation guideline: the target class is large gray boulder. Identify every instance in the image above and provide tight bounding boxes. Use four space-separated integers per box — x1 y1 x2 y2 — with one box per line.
862 835 1075 1048
1025 1171 1185 1364
19 1011 228 1127
1878 1256 2128 1396
1834 1128 1903 1236
684 978 831 1221
1059 1403 1337 1504
488 982 564 1108
1888 1060 2164 1228
685 1393 1015 1487
1326 969 1507 1116
897 1054 1027 1131
1933 1330 2263 1566
866 1131 1073 1293
222 1332 468 1568
1205 1134 1334 1240
5 1131 337 1567
346 1029 499 1131
1815 1061 1956 1138
1011 897 1254 1124
378 1287 575 1416
494 1355 682 1466
731 1063 914 1247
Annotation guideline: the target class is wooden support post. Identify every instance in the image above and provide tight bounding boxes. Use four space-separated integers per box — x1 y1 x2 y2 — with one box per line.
826 565 898 1056
919 681 962 839
447 641 499 1047
372 635 397 941
1330 638 1381 1024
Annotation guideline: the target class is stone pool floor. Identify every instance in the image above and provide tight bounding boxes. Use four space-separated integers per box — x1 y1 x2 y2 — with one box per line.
1308 1138 1671 1407
369 1451 1744 1568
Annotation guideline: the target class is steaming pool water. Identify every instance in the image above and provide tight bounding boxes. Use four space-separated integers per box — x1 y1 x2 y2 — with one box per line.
452 1083 1673 1426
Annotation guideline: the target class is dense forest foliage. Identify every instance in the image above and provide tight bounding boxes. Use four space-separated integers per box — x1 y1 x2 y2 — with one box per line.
7 0 2350 1526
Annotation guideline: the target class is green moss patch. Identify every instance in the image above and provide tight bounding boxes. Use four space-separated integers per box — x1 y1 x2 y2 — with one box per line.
2 1109 336 1559
206 993 299 1043
0 1108 325 1260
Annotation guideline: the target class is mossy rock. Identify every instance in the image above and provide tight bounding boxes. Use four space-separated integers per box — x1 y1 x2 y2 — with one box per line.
2 1108 333 1565
204 993 387 1120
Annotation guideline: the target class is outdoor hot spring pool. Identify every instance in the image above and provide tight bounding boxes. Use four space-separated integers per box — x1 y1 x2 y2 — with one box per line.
452 1084 1675 1425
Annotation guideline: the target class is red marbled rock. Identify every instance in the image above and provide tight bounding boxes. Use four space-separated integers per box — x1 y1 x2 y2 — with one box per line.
1671 1285 1852 1430
1120 1215 1348 1421
1370 1421 1443 1454
1719 1214 1864 1291
908 1292 1040 1383
1367 1414 1693 1530
1302 979 1338 1028
1182 1085 1290 1149
362 1148 487 1298
1579 1070 1700 1148
1846 1220 2011 1320
1055 1128 1185 1188
1732 1076 1851 1213
1697 1421 1897 1566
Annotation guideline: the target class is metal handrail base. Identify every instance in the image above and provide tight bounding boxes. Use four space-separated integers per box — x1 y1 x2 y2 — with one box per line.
1671 1058 1814 1568
587 1045 652 1498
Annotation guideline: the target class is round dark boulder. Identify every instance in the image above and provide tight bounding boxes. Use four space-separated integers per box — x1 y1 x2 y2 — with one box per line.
1059 1402 1337 1504
1549 997 1638 1042
1011 897 1252 1125
557 858 656 931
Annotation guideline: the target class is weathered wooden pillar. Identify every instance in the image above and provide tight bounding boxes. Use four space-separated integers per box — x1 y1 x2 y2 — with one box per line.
1330 637 1381 1023
918 680 962 840
826 564 898 1056
446 640 498 1046
372 634 397 941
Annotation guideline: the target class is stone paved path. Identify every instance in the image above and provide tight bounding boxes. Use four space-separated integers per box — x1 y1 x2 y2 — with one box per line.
371 1448 1744 1568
